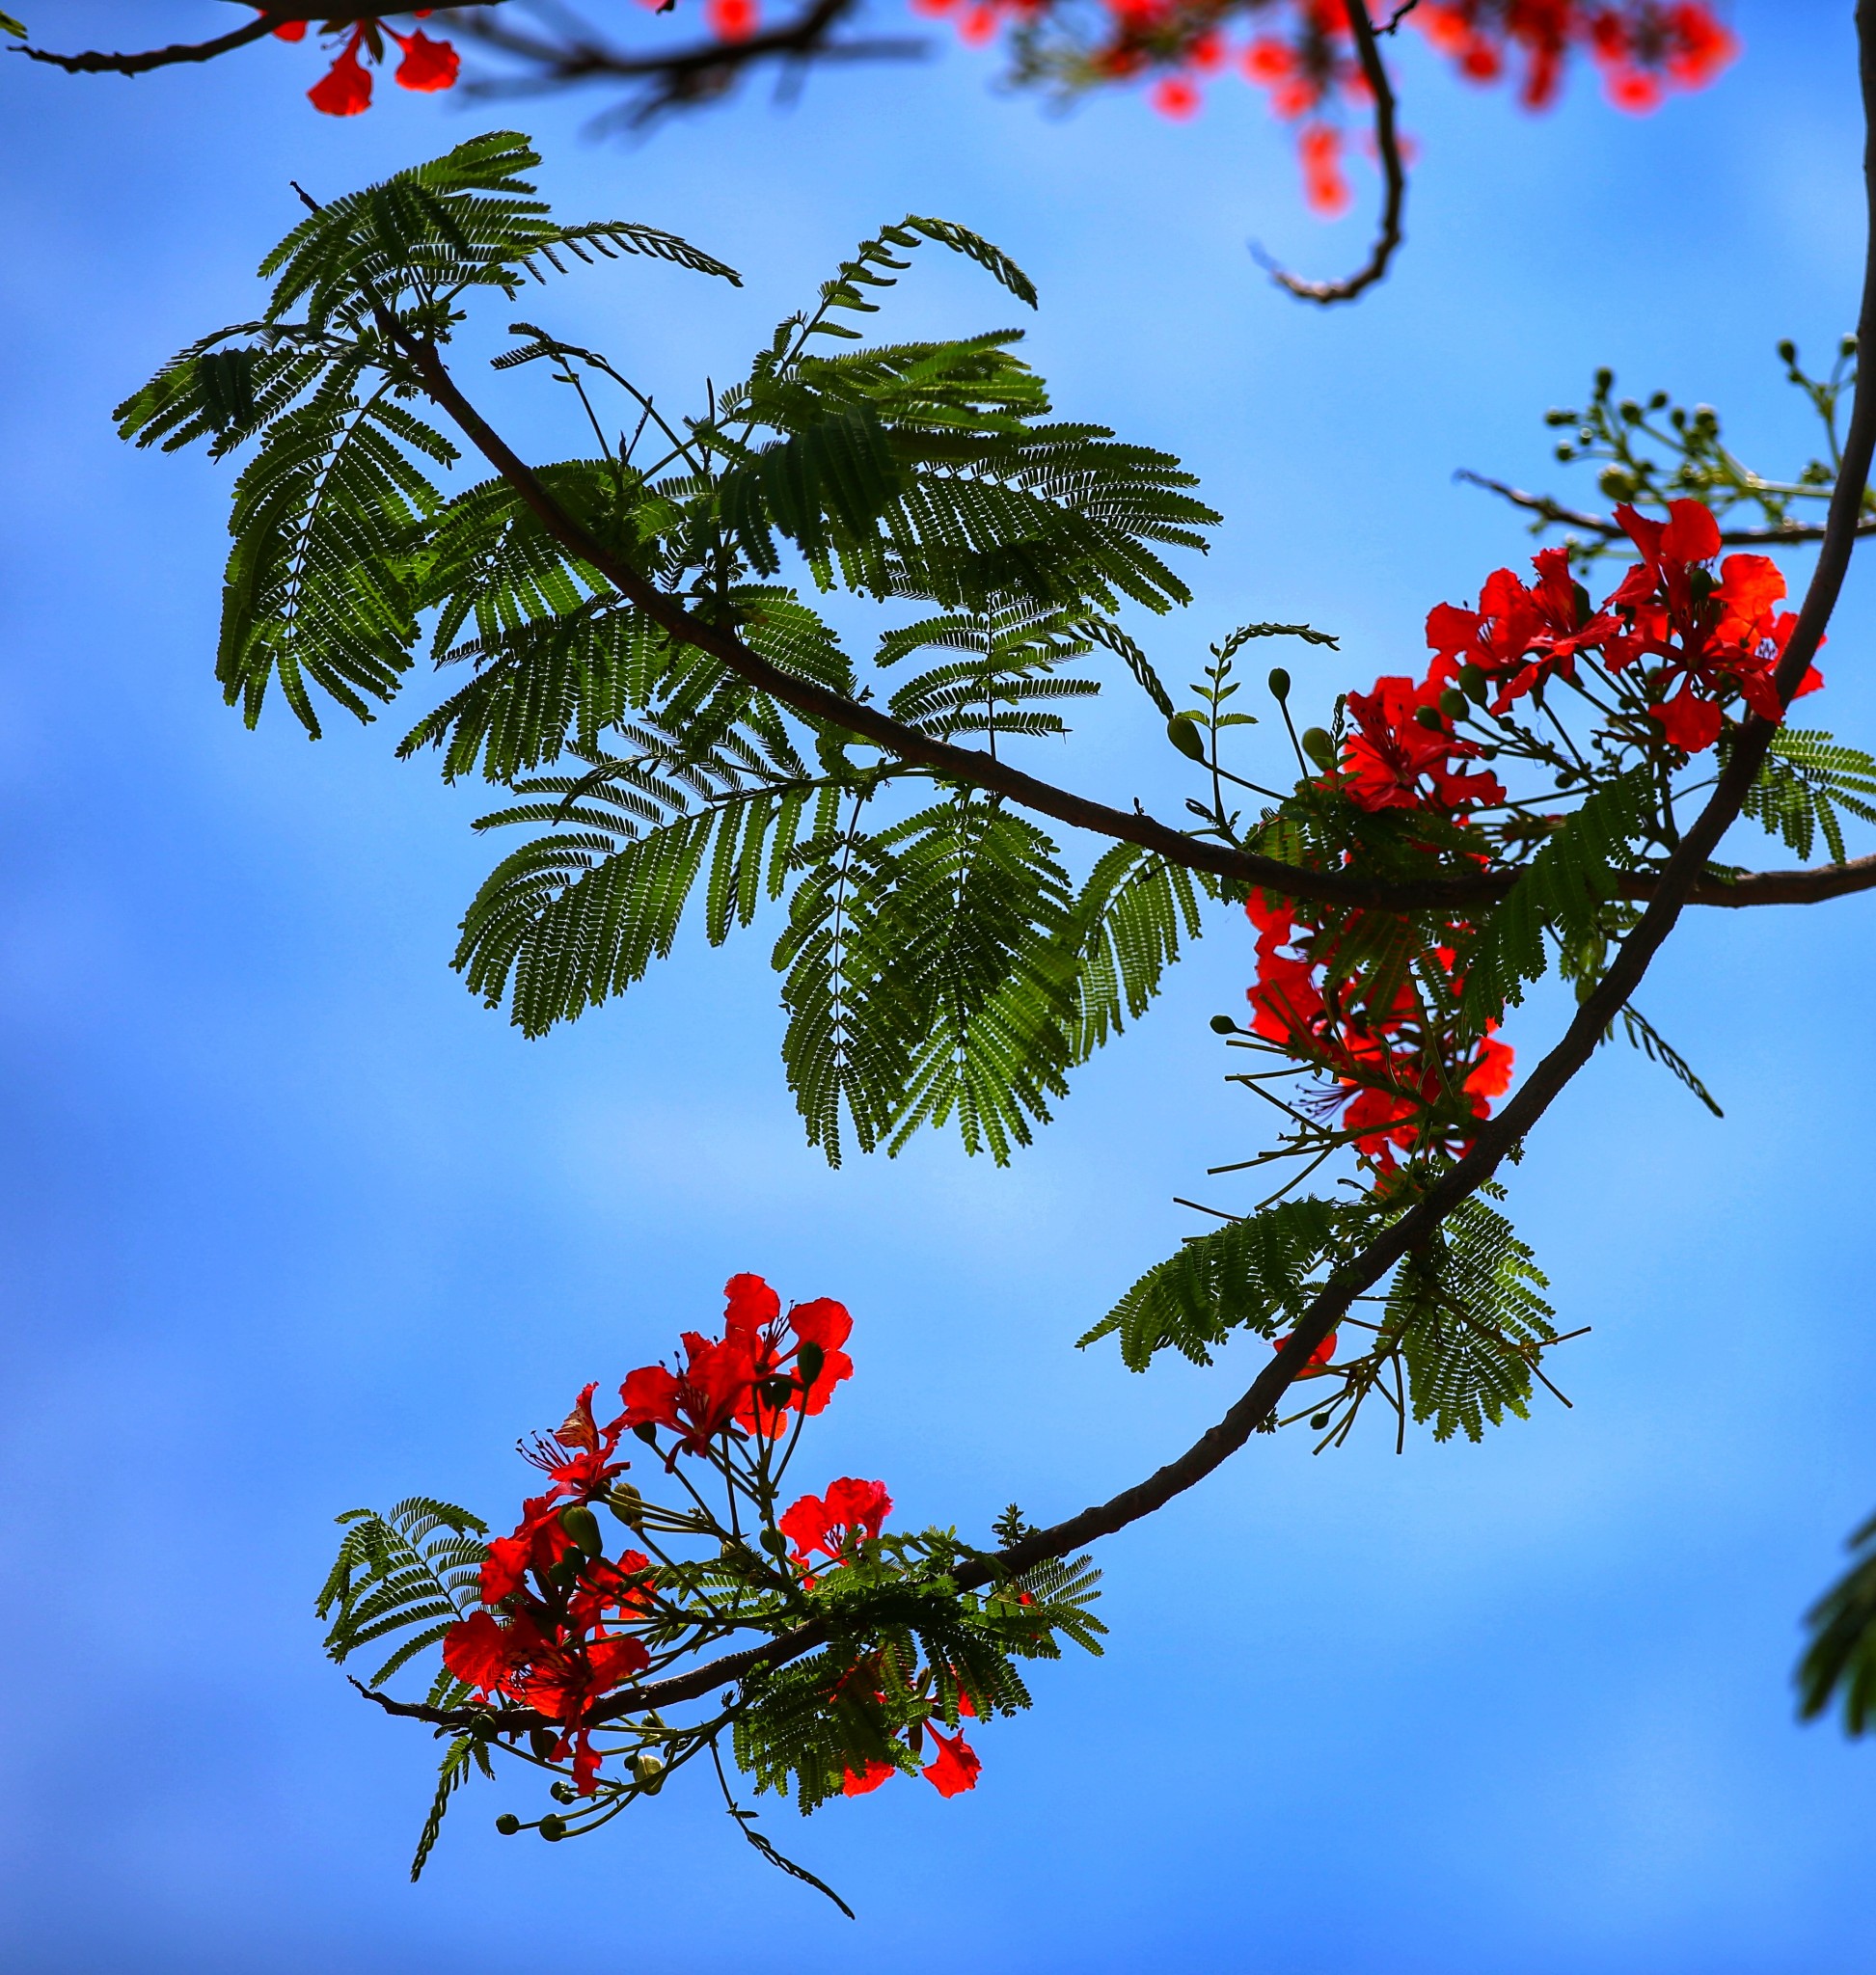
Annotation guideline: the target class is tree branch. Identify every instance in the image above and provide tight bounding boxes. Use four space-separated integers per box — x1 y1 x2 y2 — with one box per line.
1263 0 1407 308
372 327 1876 919
442 0 927 124
15 5 504 78
1455 467 1876 548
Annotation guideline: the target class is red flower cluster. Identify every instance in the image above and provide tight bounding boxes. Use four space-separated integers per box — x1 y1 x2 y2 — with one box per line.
1427 499 1818 756
442 1383 656 1792
619 1273 854 1455
1246 889 1514 1177
779 1475 894 1568
271 11 460 117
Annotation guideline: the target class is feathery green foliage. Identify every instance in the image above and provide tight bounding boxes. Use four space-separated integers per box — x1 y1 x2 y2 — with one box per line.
1079 1197 1354 1370
1798 1511 1876 1734
1383 1197 1557 1444
1739 727 1876 864
316 1497 489 1693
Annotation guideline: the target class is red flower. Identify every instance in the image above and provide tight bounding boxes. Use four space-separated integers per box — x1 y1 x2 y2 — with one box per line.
271 18 309 41
443 1608 518 1693
391 26 459 93
841 1757 898 1796
1340 671 1506 815
1298 124 1351 218
707 0 761 38
1153 76 1201 120
722 1275 855 1433
1270 1328 1339 1375
779 1476 893 1567
308 29 372 115
923 1726 982 1798
619 1330 756 1454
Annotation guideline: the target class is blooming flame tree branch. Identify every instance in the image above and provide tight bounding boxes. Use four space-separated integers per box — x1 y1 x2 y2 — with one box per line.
101 0 1876 1906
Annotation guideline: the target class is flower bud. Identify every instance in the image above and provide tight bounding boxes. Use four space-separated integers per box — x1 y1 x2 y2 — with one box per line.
539 1815 567 1842
530 1727 558 1761
1267 666 1291 703
607 1482 644 1528
1598 467 1638 502
1413 704 1445 732
633 1751 666 1786
1209 1014 1238 1035
796 1339 826 1389
1166 714 1208 762
1309 1412 1332 1430
1778 338 1798 365
558 1503 604 1558
1458 663 1489 703
631 1421 659 1446
761 1374 795 1410
495 1813 522 1836
759 1527 790 1558
1437 689 1468 722
1299 726 1336 772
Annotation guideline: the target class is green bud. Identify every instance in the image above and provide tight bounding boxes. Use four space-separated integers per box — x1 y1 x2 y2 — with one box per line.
558 1503 604 1558
495 1813 523 1836
1598 466 1638 503
1309 1412 1332 1431
539 1815 567 1843
550 1781 576 1804
1778 338 1798 365
759 1527 790 1558
1458 663 1489 704
1299 726 1336 772
631 1420 659 1446
796 1339 826 1389
530 1727 559 1761
1413 704 1445 732
1843 333 1860 359
1593 366 1614 393
1209 1015 1238 1036
1437 689 1468 722
1166 714 1208 763
1267 666 1291 703
761 1374 794 1410
634 1751 666 1787
607 1482 644 1528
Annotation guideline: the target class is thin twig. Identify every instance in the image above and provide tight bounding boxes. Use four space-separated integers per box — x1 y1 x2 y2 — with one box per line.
1454 468 1876 547
1262 0 1407 307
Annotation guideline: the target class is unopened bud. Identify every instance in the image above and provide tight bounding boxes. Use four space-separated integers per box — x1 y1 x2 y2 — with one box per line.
1166 714 1208 763
759 1527 790 1558
558 1503 603 1557
607 1482 643 1528
1458 663 1489 704
530 1727 558 1761
1310 1412 1332 1430
1437 689 1468 722
539 1815 567 1842
1413 704 1445 731
1299 726 1336 772
761 1374 794 1409
1778 338 1798 365
631 1420 659 1446
1209 1014 1238 1035
495 1813 522 1836
634 1751 666 1785
796 1339 826 1389
1267 666 1291 703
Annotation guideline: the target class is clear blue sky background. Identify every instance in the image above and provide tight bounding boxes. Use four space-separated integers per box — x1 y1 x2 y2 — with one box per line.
3 4 1874 1968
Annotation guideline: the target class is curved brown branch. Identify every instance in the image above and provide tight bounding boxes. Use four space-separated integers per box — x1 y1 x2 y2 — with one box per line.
15 5 503 78
1263 0 1407 308
442 0 926 123
1455 468 1876 549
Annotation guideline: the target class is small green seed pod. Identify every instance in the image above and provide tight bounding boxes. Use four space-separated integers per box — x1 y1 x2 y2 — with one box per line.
1299 726 1337 772
759 1527 790 1558
1458 663 1489 703
1437 689 1468 722
1413 704 1445 732
796 1339 826 1389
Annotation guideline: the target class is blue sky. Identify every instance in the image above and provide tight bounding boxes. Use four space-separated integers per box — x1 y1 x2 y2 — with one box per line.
2 4 1875 1969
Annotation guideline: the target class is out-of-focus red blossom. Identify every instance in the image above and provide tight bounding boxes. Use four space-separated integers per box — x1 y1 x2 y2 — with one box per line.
1270 1326 1341 1373
1153 74 1203 117
779 1476 894 1566
1297 123 1351 216
281 12 461 117
391 26 460 92
307 29 374 115
842 1757 899 1796
707 0 762 41
923 1726 983 1797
